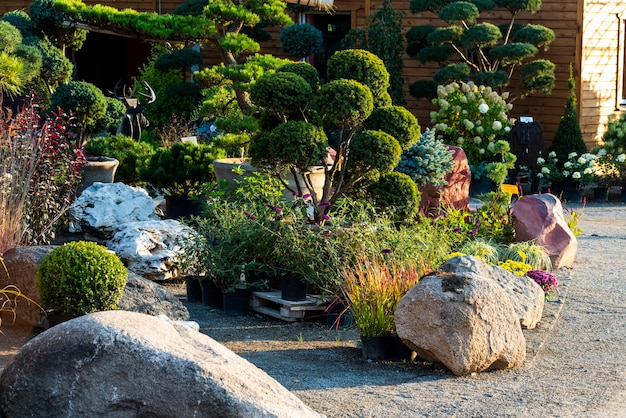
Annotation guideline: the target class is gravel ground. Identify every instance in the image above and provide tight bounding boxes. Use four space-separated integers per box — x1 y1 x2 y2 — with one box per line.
1 197 625 417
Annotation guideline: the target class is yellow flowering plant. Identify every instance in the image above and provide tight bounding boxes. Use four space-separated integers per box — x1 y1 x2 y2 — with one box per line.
431 81 516 176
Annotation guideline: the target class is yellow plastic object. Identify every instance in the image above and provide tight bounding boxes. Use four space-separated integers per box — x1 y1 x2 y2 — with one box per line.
502 183 520 203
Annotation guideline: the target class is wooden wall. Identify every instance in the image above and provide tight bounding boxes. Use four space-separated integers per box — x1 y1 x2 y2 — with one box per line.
580 0 626 146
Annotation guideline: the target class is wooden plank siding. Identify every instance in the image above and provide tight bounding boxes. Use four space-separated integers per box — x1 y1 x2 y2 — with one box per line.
1 0 624 148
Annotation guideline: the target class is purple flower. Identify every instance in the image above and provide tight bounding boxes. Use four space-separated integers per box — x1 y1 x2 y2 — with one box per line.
453 227 462 233
303 193 312 199
381 249 393 254
269 205 283 215
323 214 330 221
322 230 330 237
244 210 257 221
318 201 331 207
467 229 478 236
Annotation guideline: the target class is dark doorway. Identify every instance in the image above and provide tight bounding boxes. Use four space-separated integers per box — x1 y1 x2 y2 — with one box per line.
72 32 151 94
306 13 351 82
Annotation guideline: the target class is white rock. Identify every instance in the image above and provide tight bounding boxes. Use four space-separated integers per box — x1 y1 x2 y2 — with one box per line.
70 182 159 238
107 220 195 281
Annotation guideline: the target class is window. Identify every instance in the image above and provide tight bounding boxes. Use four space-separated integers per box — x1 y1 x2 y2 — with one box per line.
304 13 352 82
618 13 626 108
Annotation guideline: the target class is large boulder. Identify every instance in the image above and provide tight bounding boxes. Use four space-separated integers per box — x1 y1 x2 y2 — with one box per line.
69 182 159 239
439 255 545 329
511 193 578 269
419 146 470 213
118 272 189 321
107 220 195 281
395 272 526 376
0 311 324 418
0 246 55 327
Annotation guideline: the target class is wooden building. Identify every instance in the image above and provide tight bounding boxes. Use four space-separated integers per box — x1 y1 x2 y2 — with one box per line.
1 0 625 148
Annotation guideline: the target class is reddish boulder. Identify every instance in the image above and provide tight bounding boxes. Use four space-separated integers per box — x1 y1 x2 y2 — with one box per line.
511 193 578 269
419 146 470 214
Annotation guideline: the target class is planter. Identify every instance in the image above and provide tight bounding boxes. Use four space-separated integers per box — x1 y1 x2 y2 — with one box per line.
79 156 119 192
360 336 390 361
386 335 415 362
469 176 495 197
280 275 308 301
592 187 608 201
325 299 354 329
185 276 202 303
201 280 223 308
222 288 251 315
213 158 327 201
165 195 205 220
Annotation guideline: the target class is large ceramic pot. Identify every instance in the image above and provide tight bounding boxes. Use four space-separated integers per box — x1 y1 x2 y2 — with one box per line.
79 156 119 192
213 158 327 201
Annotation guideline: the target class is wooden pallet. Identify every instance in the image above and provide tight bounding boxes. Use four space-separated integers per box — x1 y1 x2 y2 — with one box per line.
250 290 326 322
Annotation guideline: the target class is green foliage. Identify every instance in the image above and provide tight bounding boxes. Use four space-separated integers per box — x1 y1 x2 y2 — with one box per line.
30 0 87 52
314 79 374 130
327 49 390 98
276 62 320 92
0 21 22 53
549 65 587 167
458 238 502 264
396 129 455 187
92 97 126 135
501 241 552 271
406 0 556 100
36 241 127 316
363 106 421 150
1 11 36 38
141 141 226 197
342 0 405 105
250 72 312 121
368 172 421 224
85 134 156 185
49 81 107 141
279 23 323 59
154 47 204 71
22 35 73 105
349 130 403 178
250 121 328 172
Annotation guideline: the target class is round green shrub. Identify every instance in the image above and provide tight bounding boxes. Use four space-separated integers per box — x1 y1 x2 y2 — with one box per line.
264 121 328 171
349 130 402 176
364 106 421 150
279 23 323 59
141 141 226 197
601 112 626 154
326 49 390 98
250 72 312 119
277 62 320 92
92 96 126 135
0 20 22 53
396 129 455 187
368 172 421 223
36 241 127 316
154 47 203 71
50 80 107 135
314 79 373 129
85 134 156 185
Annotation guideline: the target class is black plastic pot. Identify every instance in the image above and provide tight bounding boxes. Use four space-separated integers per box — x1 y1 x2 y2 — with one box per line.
185 276 202 303
201 280 223 308
222 288 251 316
280 275 308 301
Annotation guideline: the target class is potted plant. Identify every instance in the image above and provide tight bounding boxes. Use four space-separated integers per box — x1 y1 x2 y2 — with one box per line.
536 151 597 202
592 113 626 201
430 80 517 196
141 141 226 219
36 241 127 326
341 255 420 361
84 133 156 186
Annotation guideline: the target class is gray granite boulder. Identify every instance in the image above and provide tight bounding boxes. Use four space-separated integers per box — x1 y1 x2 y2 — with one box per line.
0 311 324 418
439 255 545 329
118 272 189 321
395 271 526 376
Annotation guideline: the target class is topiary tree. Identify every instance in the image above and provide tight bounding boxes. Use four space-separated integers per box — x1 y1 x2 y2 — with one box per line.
363 105 421 150
279 23 323 60
548 64 587 169
368 171 421 223
49 80 107 145
342 0 406 105
36 241 127 317
29 0 87 54
406 0 556 101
